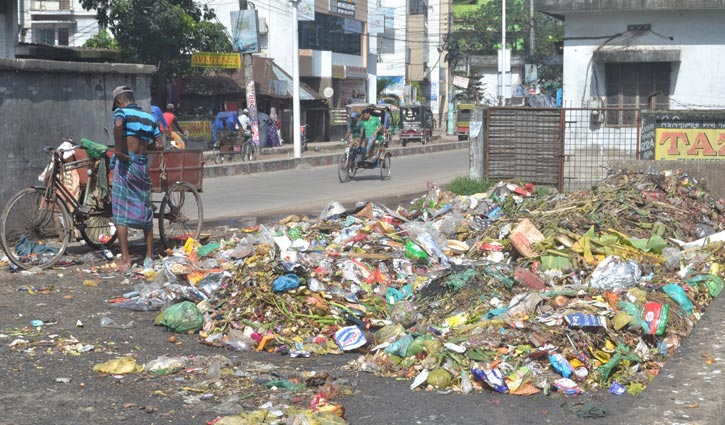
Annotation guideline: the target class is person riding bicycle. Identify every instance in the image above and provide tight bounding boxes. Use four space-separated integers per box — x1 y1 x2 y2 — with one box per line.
359 108 382 161
343 111 362 141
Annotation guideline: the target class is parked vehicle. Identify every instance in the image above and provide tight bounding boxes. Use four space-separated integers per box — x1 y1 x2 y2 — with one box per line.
399 104 434 147
455 103 475 141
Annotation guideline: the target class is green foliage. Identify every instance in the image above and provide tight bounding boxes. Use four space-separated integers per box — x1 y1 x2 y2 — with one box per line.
446 176 494 196
81 0 231 88
82 29 118 49
450 0 563 58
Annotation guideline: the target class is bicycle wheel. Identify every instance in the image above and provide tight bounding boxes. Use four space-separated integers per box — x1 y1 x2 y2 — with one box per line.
338 153 351 183
158 182 203 249
79 214 118 249
380 153 392 180
241 142 257 162
1 187 71 269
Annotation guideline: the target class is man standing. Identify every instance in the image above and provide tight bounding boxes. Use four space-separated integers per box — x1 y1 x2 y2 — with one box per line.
359 108 382 159
111 86 163 270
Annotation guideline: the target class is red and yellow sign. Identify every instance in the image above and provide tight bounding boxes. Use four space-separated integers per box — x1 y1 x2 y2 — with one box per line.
656 128 725 160
191 52 241 69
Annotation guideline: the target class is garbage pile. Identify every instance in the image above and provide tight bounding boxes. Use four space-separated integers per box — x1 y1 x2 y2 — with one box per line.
113 169 725 399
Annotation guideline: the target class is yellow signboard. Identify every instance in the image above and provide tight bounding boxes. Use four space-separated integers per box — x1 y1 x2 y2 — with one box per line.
179 120 212 142
655 128 725 160
191 52 241 69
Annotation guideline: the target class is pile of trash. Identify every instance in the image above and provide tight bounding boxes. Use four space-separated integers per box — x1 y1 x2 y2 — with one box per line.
112 169 725 399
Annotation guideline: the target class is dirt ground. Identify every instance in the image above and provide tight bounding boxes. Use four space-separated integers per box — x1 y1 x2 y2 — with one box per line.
0 225 635 425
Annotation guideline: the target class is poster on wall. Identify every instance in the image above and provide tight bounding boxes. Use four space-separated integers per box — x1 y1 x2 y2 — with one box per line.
230 10 260 54
298 0 315 21
655 127 725 161
246 80 260 145
339 79 367 107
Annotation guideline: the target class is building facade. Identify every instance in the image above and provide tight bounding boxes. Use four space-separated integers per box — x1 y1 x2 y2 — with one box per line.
536 0 725 111
18 0 99 47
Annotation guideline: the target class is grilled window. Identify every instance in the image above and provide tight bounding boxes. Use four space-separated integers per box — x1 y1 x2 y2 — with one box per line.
605 62 670 126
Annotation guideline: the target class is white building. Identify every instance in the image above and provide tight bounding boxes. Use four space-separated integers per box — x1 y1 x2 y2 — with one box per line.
18 0 99 47
1 0 18 58
536 0 725 112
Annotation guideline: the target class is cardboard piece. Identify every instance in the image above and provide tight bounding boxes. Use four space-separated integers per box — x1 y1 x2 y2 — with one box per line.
510 219 545 258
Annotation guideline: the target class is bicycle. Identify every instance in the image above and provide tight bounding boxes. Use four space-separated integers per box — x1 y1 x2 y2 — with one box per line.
0 139 117 269
337 136 392 183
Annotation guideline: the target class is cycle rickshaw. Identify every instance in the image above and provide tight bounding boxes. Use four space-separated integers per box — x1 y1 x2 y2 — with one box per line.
338 104 392 183
211 111 257 164
0 138 204 270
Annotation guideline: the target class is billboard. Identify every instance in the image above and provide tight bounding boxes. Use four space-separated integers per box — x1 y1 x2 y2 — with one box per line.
191 52 241 69
298 0 315 21
655 128 725 161
231 10 260 54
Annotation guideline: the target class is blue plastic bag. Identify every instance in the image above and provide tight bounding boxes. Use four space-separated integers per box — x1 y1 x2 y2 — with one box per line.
272 274 300 292
549 353 574 378
662 284 694 314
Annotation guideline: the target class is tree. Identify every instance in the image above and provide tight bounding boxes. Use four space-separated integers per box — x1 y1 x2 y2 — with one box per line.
81 0 231 97
83 30 119 49
452 0 562 58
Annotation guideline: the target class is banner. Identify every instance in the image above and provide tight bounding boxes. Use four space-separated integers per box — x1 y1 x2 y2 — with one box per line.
655 128 725 161
298 0 315 21
191 52 241 69
246 80 260 145
231 10 260 54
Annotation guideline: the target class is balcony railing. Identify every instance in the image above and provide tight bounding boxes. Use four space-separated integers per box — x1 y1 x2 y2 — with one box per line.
30 0 72 12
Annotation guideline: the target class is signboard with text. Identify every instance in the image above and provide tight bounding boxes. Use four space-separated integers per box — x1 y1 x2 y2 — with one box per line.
178 120 212 142
330 0 355 17
231 10 260 53
655 127 725 161
191 52 241 69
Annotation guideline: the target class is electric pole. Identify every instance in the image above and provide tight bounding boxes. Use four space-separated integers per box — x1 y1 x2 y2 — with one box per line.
290 0 301 159
239 0 259 145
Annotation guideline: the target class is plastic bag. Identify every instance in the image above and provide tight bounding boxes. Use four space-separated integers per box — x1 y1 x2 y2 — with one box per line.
145 355 186 376
272 274 300 292
384 334 413 357
686 274 724 298
154 301 203 333
589 256 641 291
404 239 429 263
662 284 694 314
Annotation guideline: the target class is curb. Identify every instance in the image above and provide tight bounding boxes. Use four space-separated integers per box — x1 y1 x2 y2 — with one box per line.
203 137 467 179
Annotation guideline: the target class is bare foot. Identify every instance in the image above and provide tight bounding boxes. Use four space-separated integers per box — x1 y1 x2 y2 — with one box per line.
116 261 131 271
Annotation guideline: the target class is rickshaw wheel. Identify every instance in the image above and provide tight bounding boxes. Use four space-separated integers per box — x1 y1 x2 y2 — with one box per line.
338 154 352 183
380 153 392 180
79 215 118 249
158 182 203 249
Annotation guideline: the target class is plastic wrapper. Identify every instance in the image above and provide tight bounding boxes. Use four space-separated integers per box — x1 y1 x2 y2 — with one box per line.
471 367 508 393
383 334 413 357
589 256 641 291
273 274 300 292
548 353 574 378
145 355 186 376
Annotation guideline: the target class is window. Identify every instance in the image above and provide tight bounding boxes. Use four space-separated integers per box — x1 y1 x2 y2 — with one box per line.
299 13 361 56
36 28 55 45
57 28 69 46
605 62 671 126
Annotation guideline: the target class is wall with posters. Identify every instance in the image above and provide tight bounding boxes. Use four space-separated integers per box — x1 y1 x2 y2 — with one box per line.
640 111 725 161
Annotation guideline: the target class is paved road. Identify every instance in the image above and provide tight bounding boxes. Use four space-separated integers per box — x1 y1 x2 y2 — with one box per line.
201 149 469 223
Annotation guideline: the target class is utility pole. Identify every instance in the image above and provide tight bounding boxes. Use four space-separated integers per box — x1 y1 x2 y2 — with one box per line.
239 0 259 145
529 0 535 56
290 0 301 159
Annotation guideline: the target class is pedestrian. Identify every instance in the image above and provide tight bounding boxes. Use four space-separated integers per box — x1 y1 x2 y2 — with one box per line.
111 86 164 271
163 103 188 149
150 104 170 146
270 107 283 144
359 108 382 159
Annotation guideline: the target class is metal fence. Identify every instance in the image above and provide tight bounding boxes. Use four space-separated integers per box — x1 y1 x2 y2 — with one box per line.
483 107 641 192
562 108 640 191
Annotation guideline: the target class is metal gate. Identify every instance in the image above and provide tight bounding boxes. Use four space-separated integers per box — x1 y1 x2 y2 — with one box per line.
484 107 641 192
485 107 565 192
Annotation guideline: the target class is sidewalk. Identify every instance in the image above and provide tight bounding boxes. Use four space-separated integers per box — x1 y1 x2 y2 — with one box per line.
202 130 468 178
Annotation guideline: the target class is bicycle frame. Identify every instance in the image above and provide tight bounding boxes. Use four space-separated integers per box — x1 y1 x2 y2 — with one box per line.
42 148 109 220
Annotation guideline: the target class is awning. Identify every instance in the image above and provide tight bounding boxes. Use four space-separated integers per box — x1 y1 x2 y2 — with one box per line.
232 57 322 100
593 49 681 63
